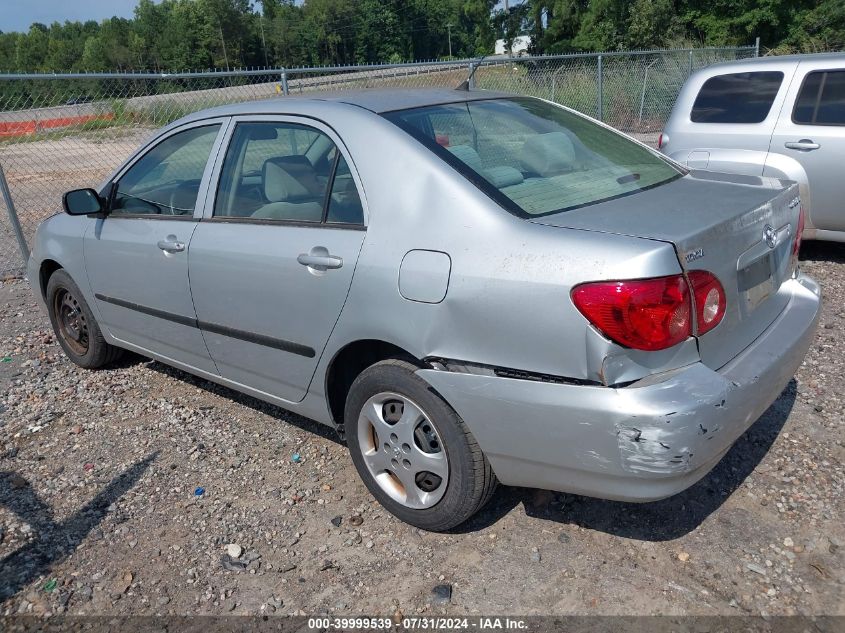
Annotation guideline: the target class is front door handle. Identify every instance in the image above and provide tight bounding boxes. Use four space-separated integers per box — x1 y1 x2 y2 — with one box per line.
784 139 820 151
157 235 185 253
297 246 343 272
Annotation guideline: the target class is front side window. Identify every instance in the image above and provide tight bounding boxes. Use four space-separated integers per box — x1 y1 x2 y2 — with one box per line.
214 121 363 225
690 71 784 124
793 70 845 126
385 98 682 217
112 124 221 216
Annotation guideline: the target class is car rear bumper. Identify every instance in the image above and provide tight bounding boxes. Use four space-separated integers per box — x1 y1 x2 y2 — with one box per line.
417 274 820 502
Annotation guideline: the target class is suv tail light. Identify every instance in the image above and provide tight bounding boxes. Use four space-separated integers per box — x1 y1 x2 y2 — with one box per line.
571 275 691 351
572 271 727 351
687 270 726 335
791 205 805 272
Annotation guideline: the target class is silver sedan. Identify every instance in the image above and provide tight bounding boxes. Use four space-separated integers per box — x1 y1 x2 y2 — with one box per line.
27 89 820 530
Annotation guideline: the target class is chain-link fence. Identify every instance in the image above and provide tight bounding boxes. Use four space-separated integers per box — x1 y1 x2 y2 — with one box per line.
0 45 756 276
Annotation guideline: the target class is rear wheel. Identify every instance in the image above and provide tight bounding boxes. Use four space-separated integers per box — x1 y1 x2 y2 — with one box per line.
345 359 497 531
46 270 123 369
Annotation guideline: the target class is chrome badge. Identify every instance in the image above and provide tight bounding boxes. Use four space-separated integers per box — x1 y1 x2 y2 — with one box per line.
684 248 704 264
763 224 777 249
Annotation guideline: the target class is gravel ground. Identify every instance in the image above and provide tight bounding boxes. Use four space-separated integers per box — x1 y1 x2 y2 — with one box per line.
0 244 842 618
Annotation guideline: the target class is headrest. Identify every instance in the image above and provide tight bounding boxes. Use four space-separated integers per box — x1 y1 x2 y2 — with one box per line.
484 166 524 188
446 145 483 173
520 132 576 177
262 156 318 202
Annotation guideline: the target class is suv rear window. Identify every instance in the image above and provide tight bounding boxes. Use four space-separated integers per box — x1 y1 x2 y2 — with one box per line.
691 71 784 123
793 70 845 125
384 98 681 218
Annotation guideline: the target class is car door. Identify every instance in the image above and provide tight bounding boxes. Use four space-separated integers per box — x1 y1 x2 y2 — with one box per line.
768 62 845 233
188 117 367 403
84 119 228 373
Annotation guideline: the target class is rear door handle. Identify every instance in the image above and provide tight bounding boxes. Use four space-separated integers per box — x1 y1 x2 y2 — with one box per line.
297 250 343 271
157 235 185 253
784 139 820 151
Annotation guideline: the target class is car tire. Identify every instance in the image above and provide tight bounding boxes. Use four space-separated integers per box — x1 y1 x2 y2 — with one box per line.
46 270 123 369
345 358 497 531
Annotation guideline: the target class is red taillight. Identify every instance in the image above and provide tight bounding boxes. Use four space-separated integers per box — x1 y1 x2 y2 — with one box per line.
571 275 692 351
792 205 805 260
687 270 726 335
657 133 664 149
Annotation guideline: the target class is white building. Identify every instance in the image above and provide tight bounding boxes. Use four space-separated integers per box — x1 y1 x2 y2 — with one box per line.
494 35 531 56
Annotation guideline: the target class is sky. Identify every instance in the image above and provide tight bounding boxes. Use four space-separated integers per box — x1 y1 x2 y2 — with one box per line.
2 0 144 33
1 0 513 34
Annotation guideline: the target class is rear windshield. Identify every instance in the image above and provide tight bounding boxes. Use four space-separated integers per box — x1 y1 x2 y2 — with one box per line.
384 97 682 218
691 71 784 123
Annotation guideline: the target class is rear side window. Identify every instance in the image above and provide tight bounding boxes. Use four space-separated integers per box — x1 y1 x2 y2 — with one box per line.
214 121 363 225
691 72 784 123
793 70 845 126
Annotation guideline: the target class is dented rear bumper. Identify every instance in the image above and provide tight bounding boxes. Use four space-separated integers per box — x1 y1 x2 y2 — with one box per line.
416 274 820 502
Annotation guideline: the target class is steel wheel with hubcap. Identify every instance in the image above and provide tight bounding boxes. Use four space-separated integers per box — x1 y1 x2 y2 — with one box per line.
357 392 449 509
346 359 497 531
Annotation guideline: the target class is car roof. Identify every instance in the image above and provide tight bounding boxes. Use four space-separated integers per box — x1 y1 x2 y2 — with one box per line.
705 51 845 71
178 88 518 123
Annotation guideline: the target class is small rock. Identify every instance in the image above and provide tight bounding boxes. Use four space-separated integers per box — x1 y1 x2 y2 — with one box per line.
221 554 247 572
158 596 170 606
746 563 768 576
320 559 334 571
349 515 363 527
226 543 243 558
678 552 690 562
557 532 571 544
431 584 452 605
330 516 342 528
365 540 374 549
530 547 541 563
113 571 133 594
783 537 794 548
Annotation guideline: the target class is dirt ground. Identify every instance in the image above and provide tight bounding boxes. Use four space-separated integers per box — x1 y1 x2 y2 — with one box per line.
0 240 843 618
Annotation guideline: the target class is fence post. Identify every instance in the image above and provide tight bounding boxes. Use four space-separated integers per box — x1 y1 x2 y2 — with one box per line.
467 61 476 90
0 164 30 265
688 50 693 76
755 37 760 57
280 68 289 95
596 54 603 122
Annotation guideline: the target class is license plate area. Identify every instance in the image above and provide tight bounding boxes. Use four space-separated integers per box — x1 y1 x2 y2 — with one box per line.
739 254 775 312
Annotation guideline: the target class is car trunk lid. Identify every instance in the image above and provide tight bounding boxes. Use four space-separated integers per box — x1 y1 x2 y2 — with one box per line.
532 171 800 370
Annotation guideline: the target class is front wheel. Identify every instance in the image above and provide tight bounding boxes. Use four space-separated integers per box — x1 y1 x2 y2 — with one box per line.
46 270 123 369
345 359 497 531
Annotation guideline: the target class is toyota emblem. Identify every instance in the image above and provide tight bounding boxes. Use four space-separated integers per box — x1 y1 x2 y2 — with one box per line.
763 224 777 249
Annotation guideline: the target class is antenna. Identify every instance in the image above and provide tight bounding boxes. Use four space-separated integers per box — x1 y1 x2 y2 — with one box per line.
455 56 487 91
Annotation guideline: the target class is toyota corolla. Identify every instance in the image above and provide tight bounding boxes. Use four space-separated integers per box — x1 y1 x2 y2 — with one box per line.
27 89 820 530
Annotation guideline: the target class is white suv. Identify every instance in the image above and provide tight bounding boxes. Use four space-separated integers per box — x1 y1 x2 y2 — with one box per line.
660 53 845 242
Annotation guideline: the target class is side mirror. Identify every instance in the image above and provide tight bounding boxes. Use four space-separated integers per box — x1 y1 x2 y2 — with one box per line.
62 188 104 216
